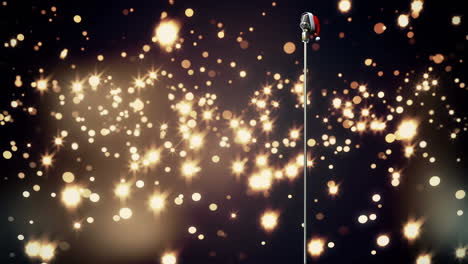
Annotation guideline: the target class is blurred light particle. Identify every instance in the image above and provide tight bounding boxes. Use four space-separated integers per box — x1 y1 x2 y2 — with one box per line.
451 16 461 26
62 186 82 208
308 238 325 257
358 215 368 224
3 150 12 159
456 247 467 259
185 8 194 17
429 176 440 187
73 15 82 23
455 190 466 199
260 210 279 232
119 207 132 219
209 203 218 211
192 192 201 201
416 254 431 264
154 20 179 47
283 42 296 54
403 220 422 240
411 0 424 18
161 252 177 264
60 49 68 59
374 23 386 34
432 54 444 64
398 14 410 28
376 234 390 247
338 0 351 13
62 172 75 183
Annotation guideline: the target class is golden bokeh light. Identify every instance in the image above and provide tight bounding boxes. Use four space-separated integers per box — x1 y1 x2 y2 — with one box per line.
61 186 82 208
398 14 410 28
115 182 131 198
338 0 352 13
396 119 418 141
154 20 180 47
149 193 166 212
416 254 431 264
403 220 422 241
376 234 390 247
308 238 325 257
181 161 201 178
260 210 279 232
161 252 177 264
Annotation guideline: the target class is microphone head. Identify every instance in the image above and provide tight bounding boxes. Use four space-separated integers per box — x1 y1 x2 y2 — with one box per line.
300 12 313 31
300 12 320 39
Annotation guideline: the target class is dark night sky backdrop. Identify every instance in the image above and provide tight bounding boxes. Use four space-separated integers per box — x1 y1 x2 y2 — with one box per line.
1 0 467 263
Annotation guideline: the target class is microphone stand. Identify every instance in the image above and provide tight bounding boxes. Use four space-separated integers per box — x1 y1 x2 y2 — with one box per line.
301 29 309 264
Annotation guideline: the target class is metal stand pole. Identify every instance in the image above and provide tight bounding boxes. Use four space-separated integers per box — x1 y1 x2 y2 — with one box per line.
303 35 308 264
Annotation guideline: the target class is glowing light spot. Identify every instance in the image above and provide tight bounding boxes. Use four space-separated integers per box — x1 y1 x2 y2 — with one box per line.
147 150 160 164
455 247 466 259
149 194 166 212
248 172 272 191
327 181 339 195
376 234 390 247
185 8 194 17
396 119 418 141
358 215 368 224
155 20 179 47
161 252 177 264
403 220 422 240
115 183 130 198
61 186 82 208
455 190 466 199
260 210 278 231
188 226 197 234
119 207 133 219
88 75 100 87
73 15 82 23
192 192 202 201
209 203 218 211
189 134 203 149
181 161 201 178
236 128 251 144
3 150 12 159
231 160 245 175
374 23 386 34
39 243 55 261
25 241 41 257
62 172 75 183
416 254 431 264
338 0 351 13
37 79 48 92
398 14 410 28
372 194 381 202
429 176 440 187
452 16 461 26
283 42 296 54
285 164 299 179
308 238 325 257
90 193 100 202
71 82 83 93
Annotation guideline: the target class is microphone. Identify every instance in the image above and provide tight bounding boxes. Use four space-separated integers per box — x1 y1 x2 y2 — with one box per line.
300 12 320 42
